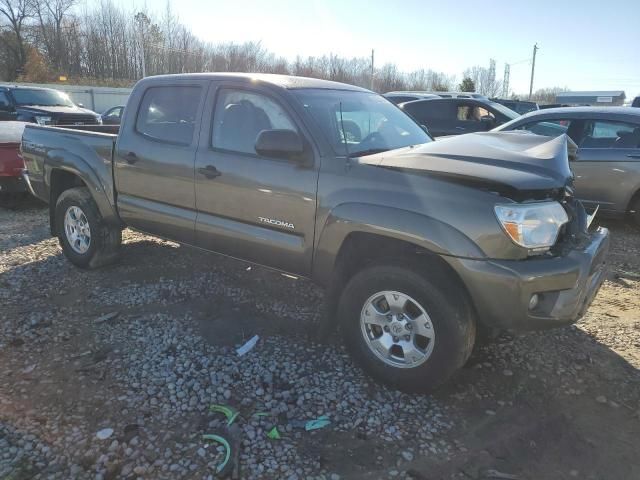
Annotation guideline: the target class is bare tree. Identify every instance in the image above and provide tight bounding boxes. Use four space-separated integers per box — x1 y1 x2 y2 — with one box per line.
529 86 569 105
33 0 76 73
0 0 460 92
463 59 502 97
0 0 35 78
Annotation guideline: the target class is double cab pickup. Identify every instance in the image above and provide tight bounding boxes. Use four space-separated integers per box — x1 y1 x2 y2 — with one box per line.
21 73 609 392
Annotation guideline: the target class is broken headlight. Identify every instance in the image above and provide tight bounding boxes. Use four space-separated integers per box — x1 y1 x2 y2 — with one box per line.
494 201 569 251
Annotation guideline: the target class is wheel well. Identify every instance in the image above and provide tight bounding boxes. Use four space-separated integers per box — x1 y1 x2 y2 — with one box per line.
324 232 476 329
49 170 87 236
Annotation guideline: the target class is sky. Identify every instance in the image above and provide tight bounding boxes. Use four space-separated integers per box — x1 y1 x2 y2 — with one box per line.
114 0 640 98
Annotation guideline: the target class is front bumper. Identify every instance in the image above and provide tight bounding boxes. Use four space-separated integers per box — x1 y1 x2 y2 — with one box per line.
446 227 610 331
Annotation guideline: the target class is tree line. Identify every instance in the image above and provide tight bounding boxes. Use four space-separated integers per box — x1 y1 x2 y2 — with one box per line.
1 0 564 100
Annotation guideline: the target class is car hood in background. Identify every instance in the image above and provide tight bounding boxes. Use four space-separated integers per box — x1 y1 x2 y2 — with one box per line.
358 132 574 196
16 105 98 116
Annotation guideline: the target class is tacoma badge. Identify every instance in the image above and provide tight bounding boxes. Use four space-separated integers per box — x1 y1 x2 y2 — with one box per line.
258 217 295 229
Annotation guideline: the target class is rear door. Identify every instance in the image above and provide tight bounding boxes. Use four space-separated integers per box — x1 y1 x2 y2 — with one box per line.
572 119 640 214
193 83 319 275
402 99 457 136
114 80 209 243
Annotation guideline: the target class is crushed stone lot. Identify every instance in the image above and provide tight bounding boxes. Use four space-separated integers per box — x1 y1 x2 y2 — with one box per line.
1 200 639 480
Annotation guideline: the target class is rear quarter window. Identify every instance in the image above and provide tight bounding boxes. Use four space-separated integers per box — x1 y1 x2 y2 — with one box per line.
136 86 202 145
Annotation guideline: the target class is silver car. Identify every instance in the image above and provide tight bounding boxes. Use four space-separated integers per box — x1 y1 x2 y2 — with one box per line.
495 107 640 225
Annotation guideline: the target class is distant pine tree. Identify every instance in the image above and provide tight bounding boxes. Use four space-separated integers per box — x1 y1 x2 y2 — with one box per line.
459 77 476 92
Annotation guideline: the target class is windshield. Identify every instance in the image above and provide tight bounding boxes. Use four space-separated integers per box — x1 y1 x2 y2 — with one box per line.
487 101 520 120
292 89 431 157
12 88 75 107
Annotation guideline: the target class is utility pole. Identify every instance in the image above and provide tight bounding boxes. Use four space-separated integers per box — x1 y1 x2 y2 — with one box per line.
136 15 146 78
502 63 510 98
370 49 374 91
528 43 538 100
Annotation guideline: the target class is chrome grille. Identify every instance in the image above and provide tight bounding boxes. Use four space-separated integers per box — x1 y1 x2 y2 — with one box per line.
55 115 98 126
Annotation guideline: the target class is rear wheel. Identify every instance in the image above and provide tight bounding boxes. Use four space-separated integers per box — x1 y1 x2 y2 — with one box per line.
55 187 121 268
338 263 475 393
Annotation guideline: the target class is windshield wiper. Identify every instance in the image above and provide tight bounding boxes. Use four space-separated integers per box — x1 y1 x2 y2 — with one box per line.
347 148 389 158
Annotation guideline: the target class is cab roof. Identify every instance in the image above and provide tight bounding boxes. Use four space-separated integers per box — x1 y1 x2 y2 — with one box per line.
141 73 371 92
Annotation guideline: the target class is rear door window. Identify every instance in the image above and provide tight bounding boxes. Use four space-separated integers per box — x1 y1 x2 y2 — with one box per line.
136 86 202 145
579 120 640 148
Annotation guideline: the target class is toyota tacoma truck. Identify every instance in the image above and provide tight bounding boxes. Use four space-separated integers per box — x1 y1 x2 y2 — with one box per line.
21 73 609 393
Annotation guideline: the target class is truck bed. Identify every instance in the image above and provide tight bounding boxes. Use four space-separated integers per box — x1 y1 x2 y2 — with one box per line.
21 124 119 210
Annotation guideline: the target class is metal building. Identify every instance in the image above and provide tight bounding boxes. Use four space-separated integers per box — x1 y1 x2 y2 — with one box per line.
556 91 626 106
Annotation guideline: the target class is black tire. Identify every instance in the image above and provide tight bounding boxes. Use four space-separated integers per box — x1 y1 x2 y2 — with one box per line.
630 196 640 228
55 187 121 269
338 263 476 393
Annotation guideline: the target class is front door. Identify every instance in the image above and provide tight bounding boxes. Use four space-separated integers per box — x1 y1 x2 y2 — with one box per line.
194 84 319 275
114 80 209 243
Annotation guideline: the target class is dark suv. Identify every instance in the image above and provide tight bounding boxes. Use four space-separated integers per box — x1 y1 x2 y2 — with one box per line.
0 85 101 126
400 97 519 137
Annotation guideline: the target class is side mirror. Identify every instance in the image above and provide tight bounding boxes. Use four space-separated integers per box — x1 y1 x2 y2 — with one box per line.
77 103 85 108
255 129 307 163
0 101 14 112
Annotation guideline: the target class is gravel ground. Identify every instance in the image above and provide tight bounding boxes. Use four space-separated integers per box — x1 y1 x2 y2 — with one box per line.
1 200 639 480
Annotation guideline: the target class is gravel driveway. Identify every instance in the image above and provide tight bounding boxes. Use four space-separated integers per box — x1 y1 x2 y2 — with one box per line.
1 200 639 480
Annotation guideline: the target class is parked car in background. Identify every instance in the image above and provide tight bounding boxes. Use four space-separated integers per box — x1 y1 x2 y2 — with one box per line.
491 98 539 114
0 85 102 126
384 91 487 105
21 73 609 392
539 103 567 110
383 92 440 105
399 97 519 137
100 105 125 125
494 107 640 225
0 121 27 198
632 96 640 108
429 92 487 99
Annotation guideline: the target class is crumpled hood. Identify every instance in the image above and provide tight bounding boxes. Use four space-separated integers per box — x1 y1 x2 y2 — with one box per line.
358 132 575 196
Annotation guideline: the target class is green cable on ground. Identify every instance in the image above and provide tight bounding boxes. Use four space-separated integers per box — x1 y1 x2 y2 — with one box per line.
202 434 232 474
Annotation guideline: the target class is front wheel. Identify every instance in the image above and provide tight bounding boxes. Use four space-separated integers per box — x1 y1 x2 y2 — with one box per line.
55 187 121 269
630 196 640 228
338 263 475 393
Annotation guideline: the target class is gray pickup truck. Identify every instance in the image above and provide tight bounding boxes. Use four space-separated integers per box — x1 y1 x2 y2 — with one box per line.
21 73 609 392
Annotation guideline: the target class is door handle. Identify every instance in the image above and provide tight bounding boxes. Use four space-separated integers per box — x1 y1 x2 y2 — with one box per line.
455 126 465 131
124 151 138 164
198 165 221 179
626 154 640 159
